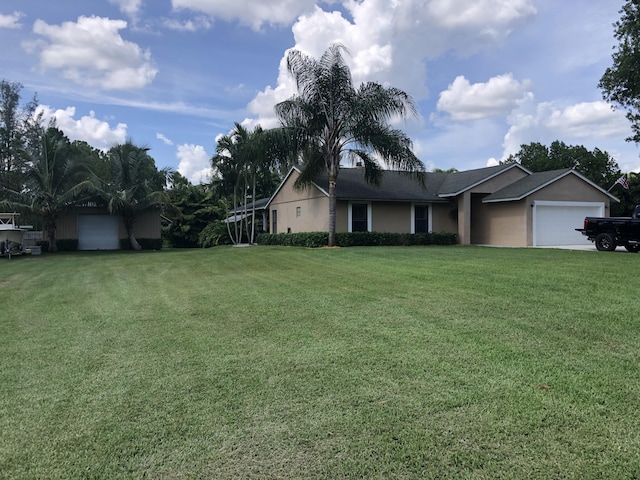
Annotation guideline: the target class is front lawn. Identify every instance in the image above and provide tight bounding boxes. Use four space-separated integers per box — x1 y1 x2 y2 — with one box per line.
1 246 639 478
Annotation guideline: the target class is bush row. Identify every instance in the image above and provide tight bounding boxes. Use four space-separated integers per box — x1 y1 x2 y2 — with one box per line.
36 238 163 252
256 231 457 248
120 238 164 250
36 239 78 251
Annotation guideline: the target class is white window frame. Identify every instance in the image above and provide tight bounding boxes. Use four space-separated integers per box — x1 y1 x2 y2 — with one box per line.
348 202 372 232
411 204 432 234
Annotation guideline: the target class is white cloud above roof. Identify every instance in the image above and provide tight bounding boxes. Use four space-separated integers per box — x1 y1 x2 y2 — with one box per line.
502 100 630 160
37 105 128 150
0 10 24 29
171 0 317 30
26 15 157 90
247 0 538 128
108 0 144 20
176 143 211 184
437 74 532 121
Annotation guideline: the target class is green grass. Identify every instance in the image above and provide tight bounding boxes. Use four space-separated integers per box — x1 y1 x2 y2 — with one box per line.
1 246 639 479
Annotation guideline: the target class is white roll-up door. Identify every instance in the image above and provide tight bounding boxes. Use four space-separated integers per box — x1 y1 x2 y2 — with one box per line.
533 201 604 246
77 215 119 250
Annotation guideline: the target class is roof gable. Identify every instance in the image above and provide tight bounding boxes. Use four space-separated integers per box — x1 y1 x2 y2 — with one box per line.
266 166 330 208
482 168 620 203
436 163 531 197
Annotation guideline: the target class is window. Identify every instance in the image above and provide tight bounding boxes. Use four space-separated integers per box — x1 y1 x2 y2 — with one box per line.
350 203 369 232
414 205 429 233
296 206 301 218
272 210 277 234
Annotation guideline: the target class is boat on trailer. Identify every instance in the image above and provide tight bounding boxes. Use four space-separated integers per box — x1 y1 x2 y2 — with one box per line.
0 213 29 256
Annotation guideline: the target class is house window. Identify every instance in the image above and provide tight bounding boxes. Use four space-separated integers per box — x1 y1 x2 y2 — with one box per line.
350 203 370 232
272 210 277 234
414 205 429 233
296 206 301 218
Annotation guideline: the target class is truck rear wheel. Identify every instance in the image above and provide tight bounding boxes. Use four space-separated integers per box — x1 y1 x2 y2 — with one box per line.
595 233 616 251
625 244 640 253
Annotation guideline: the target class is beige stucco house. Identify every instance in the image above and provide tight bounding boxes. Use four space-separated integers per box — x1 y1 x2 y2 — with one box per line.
266 164 618 247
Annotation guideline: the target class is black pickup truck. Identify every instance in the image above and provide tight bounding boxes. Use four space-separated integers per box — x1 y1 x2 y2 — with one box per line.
576 205 640 252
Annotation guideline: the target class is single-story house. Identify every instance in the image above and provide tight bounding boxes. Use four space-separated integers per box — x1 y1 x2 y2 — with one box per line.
56 206 161 250
266 164 619 247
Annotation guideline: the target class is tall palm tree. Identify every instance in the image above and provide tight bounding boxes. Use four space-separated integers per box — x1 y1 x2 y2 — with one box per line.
2 127 91 253
213 123 274 244
99 141 171 251
275 43 425 246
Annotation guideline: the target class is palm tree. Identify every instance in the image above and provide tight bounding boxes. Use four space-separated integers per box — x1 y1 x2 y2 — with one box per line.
2 127 92 253
213 123 275 244
275 43 425 246
99 141 171 251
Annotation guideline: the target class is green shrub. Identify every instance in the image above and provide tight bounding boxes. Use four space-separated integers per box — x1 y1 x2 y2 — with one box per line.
120 238 163 250
56 239 78 251
138 238 163 250
256 231 457 248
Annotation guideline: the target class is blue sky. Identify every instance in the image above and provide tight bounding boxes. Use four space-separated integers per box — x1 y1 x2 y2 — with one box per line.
1 0 636 183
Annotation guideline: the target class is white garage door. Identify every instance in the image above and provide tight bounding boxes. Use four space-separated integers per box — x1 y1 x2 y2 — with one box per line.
77 215 119 250
533 201 604 246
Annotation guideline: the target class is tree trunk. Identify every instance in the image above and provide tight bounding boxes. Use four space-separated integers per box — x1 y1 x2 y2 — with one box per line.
250 173 256 244
129 231 142 251
48 229 57 253
44 212 57 253
232 189 239 245
328 175 337 247
124 216 141 250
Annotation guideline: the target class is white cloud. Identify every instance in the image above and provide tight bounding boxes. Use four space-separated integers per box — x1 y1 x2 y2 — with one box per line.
176 143 211 184
0 10 24 29
437 74 531 121
156 133 174 146
171 0 316 30
425 0 536 33
108 0 144 20
502 100 631 160
247 0 537 126
27 15 157 90
163 15 212 31
37 105 128 150
547 102 630 139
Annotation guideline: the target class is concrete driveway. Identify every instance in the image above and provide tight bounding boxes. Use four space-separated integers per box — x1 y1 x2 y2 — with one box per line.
536 244 638 252
536 244 596 251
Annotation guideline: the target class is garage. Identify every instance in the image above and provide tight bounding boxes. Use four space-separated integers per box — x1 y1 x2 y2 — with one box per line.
77 215 119 250
533 201 604 246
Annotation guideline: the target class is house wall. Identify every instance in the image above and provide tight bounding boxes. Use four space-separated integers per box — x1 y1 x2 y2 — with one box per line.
478 201 529 246
527 174 611 204
432 203 457 232
336 202 348 232
371 202 410 232
133 209 161 238
457 167 530 245
269 171 329 233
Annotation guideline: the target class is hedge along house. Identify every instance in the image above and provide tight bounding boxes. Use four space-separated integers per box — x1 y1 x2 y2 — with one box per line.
266 164 618 247
55 205 161 250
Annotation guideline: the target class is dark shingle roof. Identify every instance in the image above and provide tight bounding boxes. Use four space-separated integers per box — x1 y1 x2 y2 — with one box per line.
229 197 270 214
310 164 528 202
435 163 525 196
314 168 445 202
483 168 574 202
